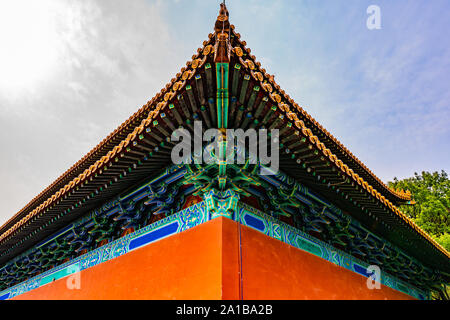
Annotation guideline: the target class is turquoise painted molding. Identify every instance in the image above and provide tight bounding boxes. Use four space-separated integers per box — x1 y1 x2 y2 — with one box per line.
234 202 429 300
0 199 428 300
203 189 240 220
0 202 208 300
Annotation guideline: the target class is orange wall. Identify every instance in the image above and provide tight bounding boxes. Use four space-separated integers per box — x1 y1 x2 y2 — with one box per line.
237 221 415 300
13 217 414 300
14 218 224 300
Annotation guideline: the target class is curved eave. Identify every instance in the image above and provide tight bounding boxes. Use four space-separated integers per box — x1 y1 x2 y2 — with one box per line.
0 93 157 237
0 34 215 248
228 27 410 205
0 22 447 270
225 29 448 261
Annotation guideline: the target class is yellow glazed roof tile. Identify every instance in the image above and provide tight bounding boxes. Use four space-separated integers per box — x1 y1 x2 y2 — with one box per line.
1 6 447 262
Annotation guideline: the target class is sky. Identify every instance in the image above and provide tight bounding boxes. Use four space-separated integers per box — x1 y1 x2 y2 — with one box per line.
0 0 449 225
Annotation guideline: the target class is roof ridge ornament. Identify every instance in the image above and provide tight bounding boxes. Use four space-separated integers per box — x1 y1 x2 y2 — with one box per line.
214 2 231 63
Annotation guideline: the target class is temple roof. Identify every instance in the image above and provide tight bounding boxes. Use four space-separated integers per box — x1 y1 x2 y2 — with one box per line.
0 4 448 273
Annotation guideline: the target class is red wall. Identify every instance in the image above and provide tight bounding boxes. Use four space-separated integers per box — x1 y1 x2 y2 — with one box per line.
14 218 224 300
13 217 414 300
236 220 414 300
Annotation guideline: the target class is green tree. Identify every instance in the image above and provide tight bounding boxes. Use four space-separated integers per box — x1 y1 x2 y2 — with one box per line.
388 170 450 251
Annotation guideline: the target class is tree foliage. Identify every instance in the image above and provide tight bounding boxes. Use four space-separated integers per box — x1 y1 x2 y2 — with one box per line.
388 170 450 251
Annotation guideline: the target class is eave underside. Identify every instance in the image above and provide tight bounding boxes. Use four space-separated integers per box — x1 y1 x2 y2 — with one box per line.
0 20 448 274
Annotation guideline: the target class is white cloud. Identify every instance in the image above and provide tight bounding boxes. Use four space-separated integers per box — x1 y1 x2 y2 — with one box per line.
0 0 449 226
0 0 189 224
